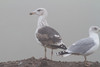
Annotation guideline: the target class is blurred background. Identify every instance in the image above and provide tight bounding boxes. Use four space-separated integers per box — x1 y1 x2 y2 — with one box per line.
0 0 100 62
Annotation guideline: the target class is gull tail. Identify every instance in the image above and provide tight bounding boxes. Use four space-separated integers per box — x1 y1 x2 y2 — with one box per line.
56 50 71 57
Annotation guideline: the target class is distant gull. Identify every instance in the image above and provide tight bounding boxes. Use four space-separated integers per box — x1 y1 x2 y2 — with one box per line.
30 8 67 60
56 26 100 66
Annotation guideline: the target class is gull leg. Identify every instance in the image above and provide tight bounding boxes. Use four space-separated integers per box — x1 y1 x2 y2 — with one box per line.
51 49 53 60
44 46 47 59
84 56 91 67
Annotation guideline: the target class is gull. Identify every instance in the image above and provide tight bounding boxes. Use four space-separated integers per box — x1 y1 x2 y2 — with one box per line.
30 8 67 60
57 26 100 66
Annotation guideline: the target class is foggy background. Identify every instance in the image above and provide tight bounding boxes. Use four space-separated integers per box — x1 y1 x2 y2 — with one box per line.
0 0 100 62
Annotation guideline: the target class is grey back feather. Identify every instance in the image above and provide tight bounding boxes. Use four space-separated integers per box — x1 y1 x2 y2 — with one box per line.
68 37 95 54
36 26 62 44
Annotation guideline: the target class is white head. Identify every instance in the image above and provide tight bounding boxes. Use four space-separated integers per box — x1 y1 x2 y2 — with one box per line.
89 26 100 33
30 8 48 16
30 8 49 28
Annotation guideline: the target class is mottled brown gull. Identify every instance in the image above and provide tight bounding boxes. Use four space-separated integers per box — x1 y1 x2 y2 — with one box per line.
30 8 67 60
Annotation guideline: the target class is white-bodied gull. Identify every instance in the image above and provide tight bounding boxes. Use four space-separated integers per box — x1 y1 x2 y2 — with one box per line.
57 26 100 66
30 8 67 60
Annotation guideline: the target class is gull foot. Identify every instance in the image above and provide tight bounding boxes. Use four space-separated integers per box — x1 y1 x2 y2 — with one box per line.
84 61 92 67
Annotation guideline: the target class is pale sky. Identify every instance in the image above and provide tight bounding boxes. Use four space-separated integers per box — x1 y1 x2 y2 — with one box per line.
0 0 100 62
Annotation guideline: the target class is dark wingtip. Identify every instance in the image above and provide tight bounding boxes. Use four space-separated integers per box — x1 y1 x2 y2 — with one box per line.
64 47 67 50
56 51 68 56
29 13 33 15
60 44 67 50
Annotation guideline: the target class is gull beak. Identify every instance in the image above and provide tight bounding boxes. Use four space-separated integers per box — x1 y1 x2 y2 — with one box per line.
99 28 100 31
29 11 36 15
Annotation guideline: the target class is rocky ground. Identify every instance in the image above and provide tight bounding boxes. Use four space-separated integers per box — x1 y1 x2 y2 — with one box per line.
0 57 100 67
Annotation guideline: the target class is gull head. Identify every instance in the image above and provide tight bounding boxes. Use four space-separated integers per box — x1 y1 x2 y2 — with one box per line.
29 8 48 16
89 26 100 33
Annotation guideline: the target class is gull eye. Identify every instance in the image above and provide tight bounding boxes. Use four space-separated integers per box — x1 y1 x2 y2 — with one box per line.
37 9 41 12
94 27 97 30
